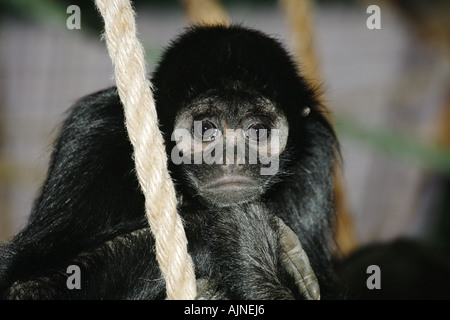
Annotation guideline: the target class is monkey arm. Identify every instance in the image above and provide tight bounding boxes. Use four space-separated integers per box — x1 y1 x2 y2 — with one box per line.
0 229 165 300
208 203 315 300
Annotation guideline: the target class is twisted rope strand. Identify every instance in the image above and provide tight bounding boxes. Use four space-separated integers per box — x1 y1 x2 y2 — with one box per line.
94 0 197 300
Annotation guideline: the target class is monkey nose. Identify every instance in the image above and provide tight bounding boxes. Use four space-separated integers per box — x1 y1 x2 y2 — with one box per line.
222 147 246 167
223 153 235 165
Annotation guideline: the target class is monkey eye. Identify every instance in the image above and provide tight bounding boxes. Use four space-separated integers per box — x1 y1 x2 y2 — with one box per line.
246 123 268 141
193 120 220 142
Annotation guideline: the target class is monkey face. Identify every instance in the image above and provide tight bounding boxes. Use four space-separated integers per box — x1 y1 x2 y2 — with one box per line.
171 88 289 207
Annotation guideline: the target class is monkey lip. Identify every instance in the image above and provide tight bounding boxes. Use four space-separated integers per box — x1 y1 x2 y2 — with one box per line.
204 176 255 190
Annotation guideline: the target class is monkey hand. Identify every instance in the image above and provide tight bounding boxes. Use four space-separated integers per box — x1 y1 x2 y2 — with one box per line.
274 217 320 300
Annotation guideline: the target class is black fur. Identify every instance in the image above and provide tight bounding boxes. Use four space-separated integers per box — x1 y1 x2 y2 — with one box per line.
0 25 338 299
335 239 450 299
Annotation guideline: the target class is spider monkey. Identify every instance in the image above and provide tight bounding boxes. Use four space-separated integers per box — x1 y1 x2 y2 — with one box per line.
0 25 338 299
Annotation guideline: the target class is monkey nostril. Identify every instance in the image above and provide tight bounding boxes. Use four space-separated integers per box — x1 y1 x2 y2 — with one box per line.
219 160 243 176
222 155 246 166
220 163 237 172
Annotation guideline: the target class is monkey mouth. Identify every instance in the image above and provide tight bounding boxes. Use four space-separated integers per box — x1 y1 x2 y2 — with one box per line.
199 175 261 207
203 176 256 191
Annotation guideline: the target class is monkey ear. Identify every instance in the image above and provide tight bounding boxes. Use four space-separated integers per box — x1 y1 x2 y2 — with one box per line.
274 217 320 300
302 107 311 117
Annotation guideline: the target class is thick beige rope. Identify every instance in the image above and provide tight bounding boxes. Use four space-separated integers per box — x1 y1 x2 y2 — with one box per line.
94 0 197 300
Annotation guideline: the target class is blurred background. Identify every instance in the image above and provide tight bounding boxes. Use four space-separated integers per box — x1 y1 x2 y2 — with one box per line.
0 0 449 268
